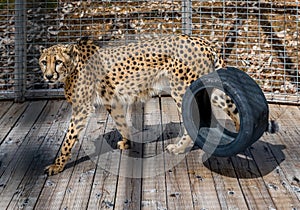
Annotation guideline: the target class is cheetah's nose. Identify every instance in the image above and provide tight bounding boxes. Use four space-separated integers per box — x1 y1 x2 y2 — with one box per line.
46 74 53 80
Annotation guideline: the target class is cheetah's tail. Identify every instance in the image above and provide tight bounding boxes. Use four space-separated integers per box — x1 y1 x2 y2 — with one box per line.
265 120 280 133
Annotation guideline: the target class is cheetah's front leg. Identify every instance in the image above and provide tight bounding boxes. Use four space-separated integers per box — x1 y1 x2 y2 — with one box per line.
45 106 90 176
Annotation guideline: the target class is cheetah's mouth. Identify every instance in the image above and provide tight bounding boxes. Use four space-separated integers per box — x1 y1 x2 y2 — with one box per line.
45 72 60 83
47 79 56 84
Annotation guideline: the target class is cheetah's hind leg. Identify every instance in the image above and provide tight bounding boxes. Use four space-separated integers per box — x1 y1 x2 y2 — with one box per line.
166 82 194 154
105 102 132 150
210 89 240 132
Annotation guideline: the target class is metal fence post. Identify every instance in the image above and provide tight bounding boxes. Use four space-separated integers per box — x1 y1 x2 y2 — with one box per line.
182 0 192 35
14 0 27 102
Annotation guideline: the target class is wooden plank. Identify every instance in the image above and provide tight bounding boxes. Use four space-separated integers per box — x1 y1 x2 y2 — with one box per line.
230 150 276 209
208 156 249 209
114 175 142 210
60 108 110 209
257 104 300 207
161 97 194 210
33 101 75 210
0 100 46 176
0 101 13 119
0 101 29 144
86 124 120 209
0 100 48 209
141 98 167 210
86 108 121 209
269 104 300 187
37 103 113 210
5 100 66 209
249 137 300 209
186 149 221 209
1 101 300 209
224 103 278 209
114 102 143 210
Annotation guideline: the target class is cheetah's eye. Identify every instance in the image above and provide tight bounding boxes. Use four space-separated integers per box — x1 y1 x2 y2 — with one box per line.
41 60 47 66
55 60 63 66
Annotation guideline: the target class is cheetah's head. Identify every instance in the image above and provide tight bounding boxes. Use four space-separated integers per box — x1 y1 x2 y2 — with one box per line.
39 44 79 83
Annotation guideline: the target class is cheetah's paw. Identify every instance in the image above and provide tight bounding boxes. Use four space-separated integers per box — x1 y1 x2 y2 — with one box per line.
117 140 130 150
166 144 186 155
45 164 64 176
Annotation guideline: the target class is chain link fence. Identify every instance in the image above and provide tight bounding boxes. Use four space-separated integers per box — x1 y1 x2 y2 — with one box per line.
0 0 299 104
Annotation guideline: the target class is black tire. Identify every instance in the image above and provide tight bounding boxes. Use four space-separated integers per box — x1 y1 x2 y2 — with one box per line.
182 67 269 157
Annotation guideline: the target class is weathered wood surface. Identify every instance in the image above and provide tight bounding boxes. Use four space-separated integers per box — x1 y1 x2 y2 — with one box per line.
0 99 299 209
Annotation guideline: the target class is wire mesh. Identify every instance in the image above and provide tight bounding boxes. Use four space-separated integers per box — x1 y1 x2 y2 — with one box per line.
191 0 300 103
0 0 299 103
25 0 183 99
0 0 15 99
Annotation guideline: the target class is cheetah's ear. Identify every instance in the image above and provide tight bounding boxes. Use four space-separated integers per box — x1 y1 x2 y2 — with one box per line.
39 45 46 54
64 44 79 58
64 44 80 67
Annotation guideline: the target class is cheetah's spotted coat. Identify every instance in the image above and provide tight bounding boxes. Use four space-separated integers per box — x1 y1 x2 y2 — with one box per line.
39 35 239 175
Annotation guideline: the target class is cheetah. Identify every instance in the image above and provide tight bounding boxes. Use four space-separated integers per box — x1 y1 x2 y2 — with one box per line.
39 35 240 175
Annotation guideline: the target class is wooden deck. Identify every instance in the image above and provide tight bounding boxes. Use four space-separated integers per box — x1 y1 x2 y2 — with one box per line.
0 97 300 210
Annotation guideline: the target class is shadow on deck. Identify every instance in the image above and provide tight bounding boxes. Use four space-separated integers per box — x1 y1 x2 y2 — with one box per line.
0 98 299 209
